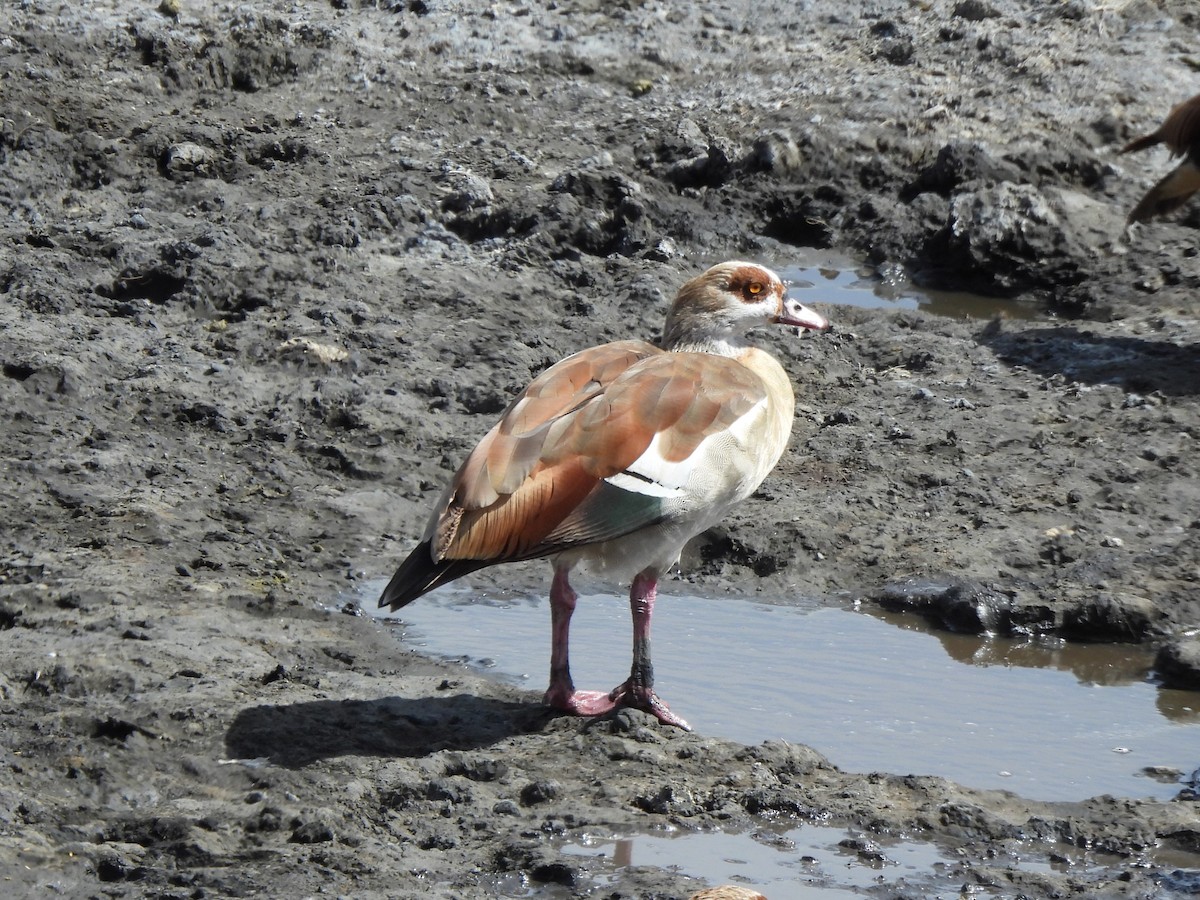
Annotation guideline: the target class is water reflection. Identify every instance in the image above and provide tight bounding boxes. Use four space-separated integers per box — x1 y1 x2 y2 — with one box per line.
778 253 1042 321
1157 688 1200 723
566 826 876 899
864 607 1153 686
862 606 1200 723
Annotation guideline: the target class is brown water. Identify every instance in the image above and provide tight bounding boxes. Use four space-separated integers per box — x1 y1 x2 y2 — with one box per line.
368 583 1199 804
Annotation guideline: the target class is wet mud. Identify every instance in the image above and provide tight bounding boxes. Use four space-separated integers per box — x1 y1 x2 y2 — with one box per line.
2 1 1199 897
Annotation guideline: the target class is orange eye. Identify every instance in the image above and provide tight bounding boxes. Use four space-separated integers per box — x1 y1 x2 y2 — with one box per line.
747 282 763 296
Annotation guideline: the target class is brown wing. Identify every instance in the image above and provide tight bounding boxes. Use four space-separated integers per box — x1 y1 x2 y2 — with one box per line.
1158 93 1200 157
429 339 660 560
450 340 659 509
1124 93 1200 156
431 350 767 563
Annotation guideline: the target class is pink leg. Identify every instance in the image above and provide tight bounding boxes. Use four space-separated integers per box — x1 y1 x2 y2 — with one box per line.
607 572 691 730
543 566 618 717
542 567 690 730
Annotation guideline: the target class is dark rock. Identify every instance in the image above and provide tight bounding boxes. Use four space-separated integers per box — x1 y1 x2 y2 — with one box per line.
519 780 560 806
1061 593 1163 643
289 820 335 843
872 577 1014 634
953 0 999 21
1155 638 1200 690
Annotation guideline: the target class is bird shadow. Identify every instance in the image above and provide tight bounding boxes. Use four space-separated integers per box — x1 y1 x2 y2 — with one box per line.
980 323 1200 396
224 692 547 768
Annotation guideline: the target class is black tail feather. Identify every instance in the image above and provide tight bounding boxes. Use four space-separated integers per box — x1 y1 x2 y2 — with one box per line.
1121 132 1160 155
378 539 491 611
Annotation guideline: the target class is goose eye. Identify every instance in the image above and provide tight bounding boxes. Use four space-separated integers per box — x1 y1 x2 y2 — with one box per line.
746 281 764 298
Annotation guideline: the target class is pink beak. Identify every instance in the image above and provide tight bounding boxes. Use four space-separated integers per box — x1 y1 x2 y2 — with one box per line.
775 296 829 332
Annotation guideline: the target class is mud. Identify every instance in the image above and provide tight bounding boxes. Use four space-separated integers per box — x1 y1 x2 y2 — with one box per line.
2 1 1199 897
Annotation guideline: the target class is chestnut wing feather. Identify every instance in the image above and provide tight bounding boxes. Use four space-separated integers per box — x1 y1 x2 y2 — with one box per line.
449 340 657 509
432 350 768 563
431 340 659 559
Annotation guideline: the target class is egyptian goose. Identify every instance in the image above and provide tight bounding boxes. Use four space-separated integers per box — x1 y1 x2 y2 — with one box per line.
379 262 829 729
1121 91 1200 224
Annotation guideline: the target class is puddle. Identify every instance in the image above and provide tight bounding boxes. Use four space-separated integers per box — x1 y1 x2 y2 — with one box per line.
483 821 1183 899
367 582 1200 802
561 824 1045 899
777 250 1043 320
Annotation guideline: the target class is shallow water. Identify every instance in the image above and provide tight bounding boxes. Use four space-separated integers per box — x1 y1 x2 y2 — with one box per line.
778 250 1043 320
563 825 948 899
559 823 1089 900
484 820 1166 899
367 582 1199 803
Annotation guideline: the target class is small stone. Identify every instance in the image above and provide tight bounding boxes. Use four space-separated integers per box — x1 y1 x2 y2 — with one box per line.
161 142 212 179
953 0 999 21
440 171 493 212
289 821 334 843
519 780 560 806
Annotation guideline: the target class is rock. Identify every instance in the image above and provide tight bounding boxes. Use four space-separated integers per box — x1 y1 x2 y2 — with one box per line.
161 142 213 180
440 170 494 212
289 821 335 844
953 0 999 20
1155 638 1200 690
939 181 1086 295
519 780 560 806
1061 593 1163 642
872 577 1014 634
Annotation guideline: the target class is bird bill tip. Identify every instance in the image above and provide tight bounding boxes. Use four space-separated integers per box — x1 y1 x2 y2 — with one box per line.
775 302 830 332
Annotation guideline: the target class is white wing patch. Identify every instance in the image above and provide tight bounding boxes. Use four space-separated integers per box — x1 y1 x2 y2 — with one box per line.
602 397 769 501
604 432 688 498
604 469 685 498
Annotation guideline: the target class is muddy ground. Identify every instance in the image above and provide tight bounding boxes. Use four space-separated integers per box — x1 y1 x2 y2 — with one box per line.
2 0 1200 897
